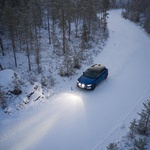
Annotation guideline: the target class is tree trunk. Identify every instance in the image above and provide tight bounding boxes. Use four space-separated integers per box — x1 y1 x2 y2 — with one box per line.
62 1 66 53
11 33 17 67
26 39 31 71
68 18 71 41
0 35 4 56
47 8 51 44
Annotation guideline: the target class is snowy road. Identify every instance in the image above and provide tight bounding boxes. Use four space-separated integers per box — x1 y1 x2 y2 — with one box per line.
1 10 150 150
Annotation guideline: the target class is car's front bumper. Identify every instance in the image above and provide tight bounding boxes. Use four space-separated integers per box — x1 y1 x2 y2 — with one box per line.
77 81 92 90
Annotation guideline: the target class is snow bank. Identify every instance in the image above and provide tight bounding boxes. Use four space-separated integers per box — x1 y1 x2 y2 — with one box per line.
0 69 15 87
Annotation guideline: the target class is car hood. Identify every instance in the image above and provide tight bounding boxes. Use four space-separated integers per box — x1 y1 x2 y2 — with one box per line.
78 75 96 85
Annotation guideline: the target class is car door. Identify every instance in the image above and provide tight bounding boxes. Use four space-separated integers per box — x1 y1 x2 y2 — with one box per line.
97 69 107 84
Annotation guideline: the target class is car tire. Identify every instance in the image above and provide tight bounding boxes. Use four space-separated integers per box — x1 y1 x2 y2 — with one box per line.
91 84 96 91
105 74 108 79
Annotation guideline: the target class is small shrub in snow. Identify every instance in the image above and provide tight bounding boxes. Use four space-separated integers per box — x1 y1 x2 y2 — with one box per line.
28 72 37 84
107 142 119 150
41 76 47 87
73 55 81 69
128 119 138 139
133 138 147 150
59 64 74 77
4 107 12 114
48 75 55 87
41 75 55 88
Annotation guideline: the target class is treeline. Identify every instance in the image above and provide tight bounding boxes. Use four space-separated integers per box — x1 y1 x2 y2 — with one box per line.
122 0 150 34
0 0 109 75
110 0 126 8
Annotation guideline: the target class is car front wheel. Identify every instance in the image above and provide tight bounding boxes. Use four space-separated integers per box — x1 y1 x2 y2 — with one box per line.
105 74 108 79
91 84 96 90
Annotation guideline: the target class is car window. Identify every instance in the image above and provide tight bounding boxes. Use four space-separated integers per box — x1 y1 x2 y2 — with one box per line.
83 69 99 78
99 69 105 75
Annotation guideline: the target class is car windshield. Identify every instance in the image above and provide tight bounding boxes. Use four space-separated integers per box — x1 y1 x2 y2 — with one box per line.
83 69 99 78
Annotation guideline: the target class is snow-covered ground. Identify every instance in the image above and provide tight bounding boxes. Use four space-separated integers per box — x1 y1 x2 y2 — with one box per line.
0 9 150 150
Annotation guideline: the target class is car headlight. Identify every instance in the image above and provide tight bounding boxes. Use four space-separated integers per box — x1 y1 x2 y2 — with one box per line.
77 81 85 88
81 84 85 88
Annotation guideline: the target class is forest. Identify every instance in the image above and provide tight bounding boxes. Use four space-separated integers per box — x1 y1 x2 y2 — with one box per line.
0 0 109 76
122 0 150 34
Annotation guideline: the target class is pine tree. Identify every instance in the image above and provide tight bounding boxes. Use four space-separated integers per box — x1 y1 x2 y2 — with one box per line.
128 119 138 138
137 100 150 136
0 85 7 109
59 42 74 77
12 72 22 91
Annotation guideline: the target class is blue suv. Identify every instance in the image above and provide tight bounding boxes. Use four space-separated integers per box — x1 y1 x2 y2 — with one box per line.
77 64 108 90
